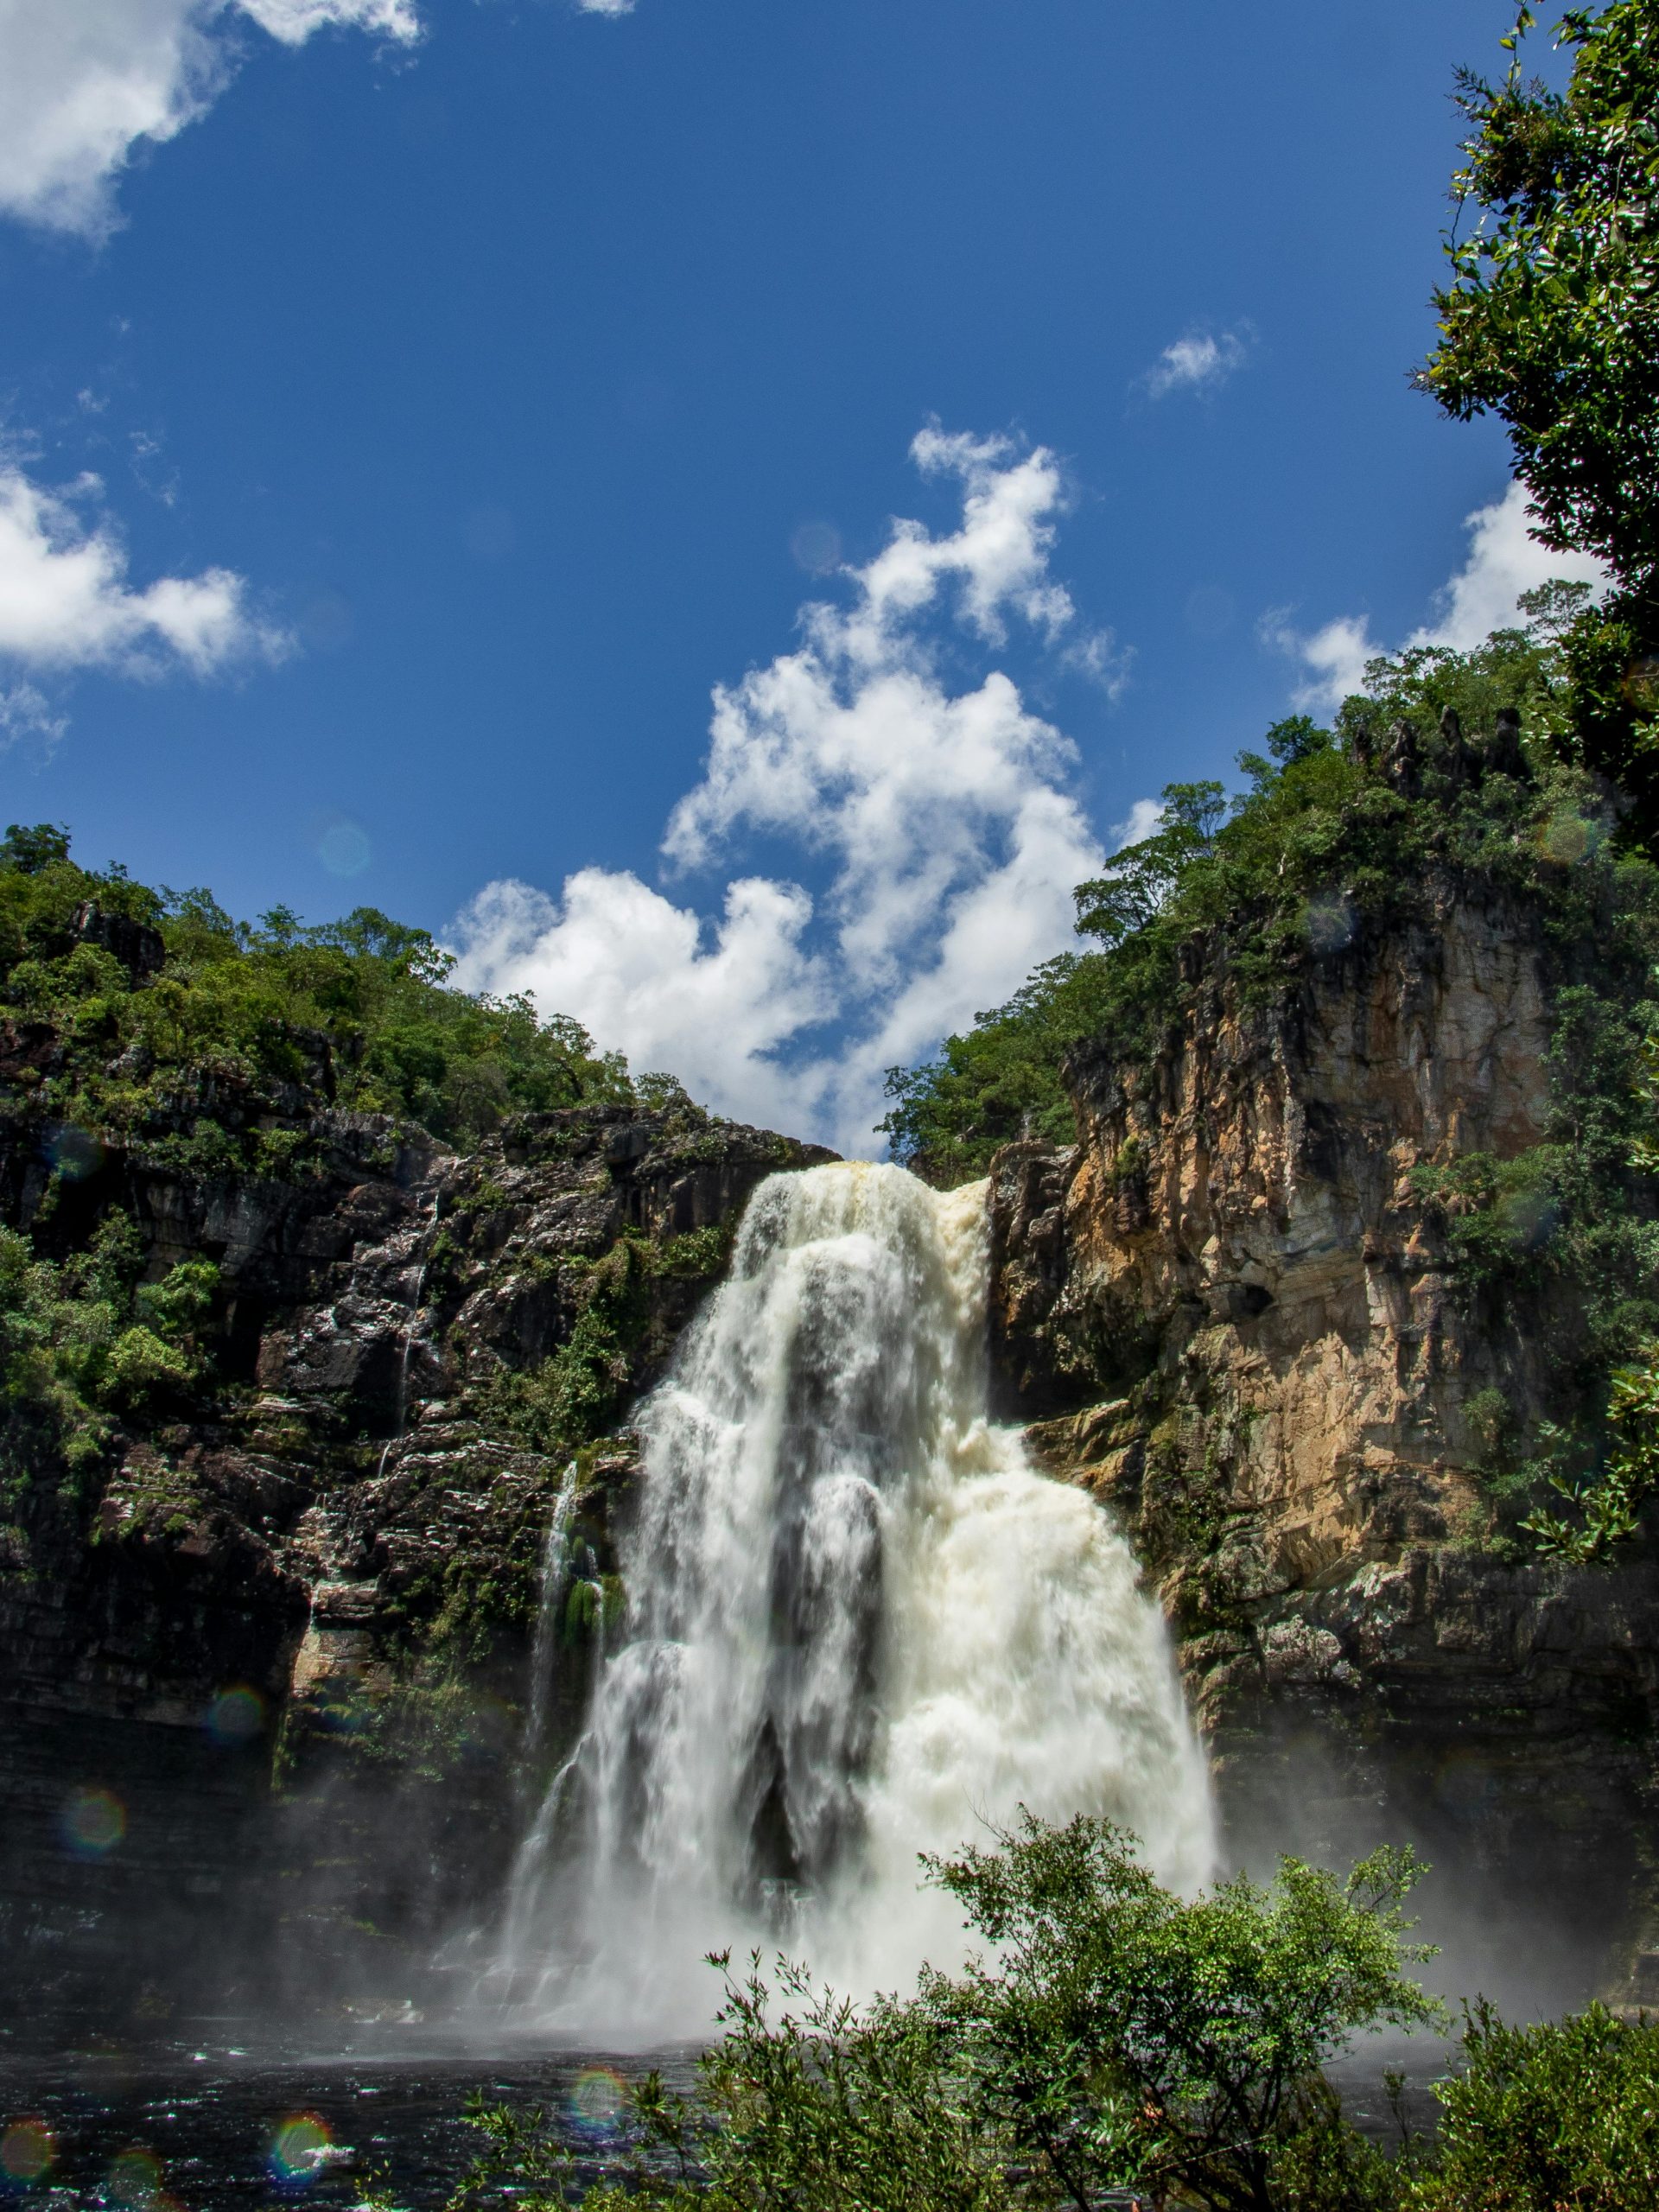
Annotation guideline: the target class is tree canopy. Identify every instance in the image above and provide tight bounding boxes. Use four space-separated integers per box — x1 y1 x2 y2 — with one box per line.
1420 0 1659 827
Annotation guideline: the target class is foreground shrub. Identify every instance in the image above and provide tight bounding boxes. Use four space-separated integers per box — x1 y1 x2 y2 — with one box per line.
446 1815 1440 2212
920 1813 1440 2212
1412 1999 1659 2211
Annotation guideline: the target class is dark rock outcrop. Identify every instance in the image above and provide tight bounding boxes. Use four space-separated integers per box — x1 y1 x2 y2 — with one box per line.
0 1091 831 2024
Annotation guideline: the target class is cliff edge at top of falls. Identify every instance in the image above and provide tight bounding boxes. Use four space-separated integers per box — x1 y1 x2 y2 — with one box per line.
983 861 1659 2009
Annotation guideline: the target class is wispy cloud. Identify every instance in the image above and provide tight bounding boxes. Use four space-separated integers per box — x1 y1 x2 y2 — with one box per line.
0 683 69 762
1143 326 1251 400
0 461 288 701
0 0 422 241
449 429 1112 1155
1264 481 1611 712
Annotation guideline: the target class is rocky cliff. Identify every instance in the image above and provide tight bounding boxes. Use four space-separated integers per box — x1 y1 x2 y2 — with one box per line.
987 869 1659 2010
0 1071 830 2026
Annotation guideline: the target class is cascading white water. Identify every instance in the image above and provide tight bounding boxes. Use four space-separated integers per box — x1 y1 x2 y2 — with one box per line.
498 1162 1213 2037
520 1459 581 1767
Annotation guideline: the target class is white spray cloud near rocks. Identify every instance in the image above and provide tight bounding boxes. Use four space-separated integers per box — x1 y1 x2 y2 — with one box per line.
1265 480 1610 712
449 430 1113 1158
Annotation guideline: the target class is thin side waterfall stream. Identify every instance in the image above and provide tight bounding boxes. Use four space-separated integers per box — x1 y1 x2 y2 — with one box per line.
490 1162 1214 2039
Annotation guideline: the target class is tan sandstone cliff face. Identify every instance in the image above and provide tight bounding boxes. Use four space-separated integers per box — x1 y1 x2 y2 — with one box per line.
988 880 1659 2007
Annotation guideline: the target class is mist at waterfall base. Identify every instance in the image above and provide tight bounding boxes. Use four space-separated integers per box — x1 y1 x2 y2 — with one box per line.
483 1162 1214 2042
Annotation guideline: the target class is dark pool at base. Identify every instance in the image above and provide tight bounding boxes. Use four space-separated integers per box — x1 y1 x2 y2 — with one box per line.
0 2027 701 2209
1 2027 1447 2208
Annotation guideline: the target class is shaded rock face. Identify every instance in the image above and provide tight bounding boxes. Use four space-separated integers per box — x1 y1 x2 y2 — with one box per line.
0 1099 831 2025
988 886 1659 2009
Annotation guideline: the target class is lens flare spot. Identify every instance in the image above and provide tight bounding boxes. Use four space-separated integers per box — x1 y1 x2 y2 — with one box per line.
106 2146 163 2208
1303 892 1356 956
790 519 842 575
568 2067 628 2133
207 1685 266 1742
0 2121 55 2186
269 2113 334 2186
62 1784 125 1856
314 817 372 879
1537 806 1593 864
48 1123 105 1180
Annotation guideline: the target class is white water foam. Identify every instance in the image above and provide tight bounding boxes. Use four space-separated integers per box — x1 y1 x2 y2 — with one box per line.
494 1162 1213 2038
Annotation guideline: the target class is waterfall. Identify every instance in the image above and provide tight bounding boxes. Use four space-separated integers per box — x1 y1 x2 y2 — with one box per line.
494 1162 1213 2037
521 1460 582 1768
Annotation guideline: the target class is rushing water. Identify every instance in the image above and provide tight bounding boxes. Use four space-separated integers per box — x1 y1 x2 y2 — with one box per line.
520 1459 581 1770
490 1162 1214 2038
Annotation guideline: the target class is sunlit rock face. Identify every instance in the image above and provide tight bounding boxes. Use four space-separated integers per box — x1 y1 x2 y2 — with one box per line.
986 880 1659 2014
0 1096 830 2024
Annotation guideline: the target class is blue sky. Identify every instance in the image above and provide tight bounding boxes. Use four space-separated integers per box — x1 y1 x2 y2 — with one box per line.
0 1 1600 1147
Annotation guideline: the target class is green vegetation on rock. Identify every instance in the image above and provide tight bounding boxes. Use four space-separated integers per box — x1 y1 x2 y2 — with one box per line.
885 614 1659 1184
0 1211 218 1489
0 820 632 1173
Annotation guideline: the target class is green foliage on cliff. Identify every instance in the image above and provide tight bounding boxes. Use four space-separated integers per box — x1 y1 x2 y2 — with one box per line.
1419 0 1659 836
485 1238 654 1461
0 822 632 1168
878 954 1122 1185
484 1224 735 1465
0 1213 219 1485
883 613 1659 1185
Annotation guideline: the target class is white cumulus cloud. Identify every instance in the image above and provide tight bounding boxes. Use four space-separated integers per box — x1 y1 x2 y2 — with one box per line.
1144 327 1250 400
1267 480 1611 712
0 461 287 683
449 429 1109 1155
0 0 421 239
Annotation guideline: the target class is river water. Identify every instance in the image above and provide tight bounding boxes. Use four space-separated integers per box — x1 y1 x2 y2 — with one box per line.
0 2025 695 2209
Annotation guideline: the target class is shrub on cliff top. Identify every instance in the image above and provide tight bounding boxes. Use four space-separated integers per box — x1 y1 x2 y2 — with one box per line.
1418 0 1659 840
0 825 634 1161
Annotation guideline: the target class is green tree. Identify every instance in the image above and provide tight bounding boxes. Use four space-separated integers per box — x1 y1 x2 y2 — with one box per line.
452 1818 1438 2212
1412 1999 1659 2209
1418 1 1659 826
921 1813 1439 2212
